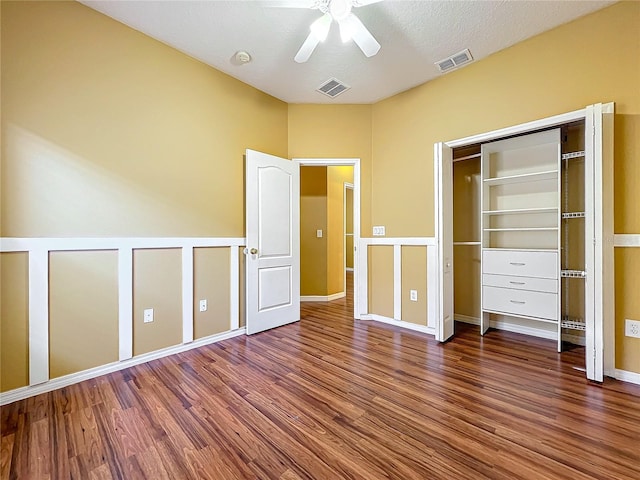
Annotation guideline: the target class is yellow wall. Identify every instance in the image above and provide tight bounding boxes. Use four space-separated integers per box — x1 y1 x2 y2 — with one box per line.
1 1 638 394
0 0 287 390
1 0 288 238
300 166 328 296
327 166 354 294
49 251 119 378
300 166 353 296
614 250 640 373
193 248 231 339
371 1 640 372
0 252 29 392
401 246 428 326
368 246 394 318
346 187 354 269
133 249 182 356
288 105 372 233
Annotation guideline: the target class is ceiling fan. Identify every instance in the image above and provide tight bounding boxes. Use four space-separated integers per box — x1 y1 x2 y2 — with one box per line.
277 0 383 63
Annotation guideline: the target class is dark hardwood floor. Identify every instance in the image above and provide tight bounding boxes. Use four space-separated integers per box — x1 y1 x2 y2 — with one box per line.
2 273 639 479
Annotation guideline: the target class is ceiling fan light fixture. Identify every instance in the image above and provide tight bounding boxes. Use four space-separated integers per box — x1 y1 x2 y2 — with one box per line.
310 13 332 42
329 0 352 21
338 16 355 42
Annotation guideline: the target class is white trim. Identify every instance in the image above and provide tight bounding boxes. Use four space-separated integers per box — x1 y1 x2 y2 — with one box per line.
294 158 361 319
454 313 480 325
345 267 354 272
614 234 640 247
29 249 49 385
562 334 586 347
118 248 133 361
0 237 246 252
394 244 402 320
182 246 194 344
614 369 640 386
361 237 436 246
0 328 246 406
301 292 346 302
436 102 615 383
427 245 437 329
361 314 435 336
230 246 240 330
445 108 586 148
359 237 369 316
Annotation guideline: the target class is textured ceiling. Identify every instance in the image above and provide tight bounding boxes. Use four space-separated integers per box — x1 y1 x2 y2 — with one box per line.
81 0 614 104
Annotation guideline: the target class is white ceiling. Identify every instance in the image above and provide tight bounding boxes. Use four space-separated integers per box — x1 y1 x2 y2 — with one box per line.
81 0 614 104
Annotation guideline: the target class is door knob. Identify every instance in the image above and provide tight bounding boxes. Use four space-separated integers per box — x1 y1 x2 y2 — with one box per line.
250 248 258 255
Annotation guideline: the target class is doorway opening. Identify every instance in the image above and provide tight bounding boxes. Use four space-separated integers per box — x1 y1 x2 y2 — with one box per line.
294 158 361 320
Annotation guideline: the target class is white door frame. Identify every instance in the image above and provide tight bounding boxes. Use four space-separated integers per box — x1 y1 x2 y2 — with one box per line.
434 103 614 381
294 158 361 319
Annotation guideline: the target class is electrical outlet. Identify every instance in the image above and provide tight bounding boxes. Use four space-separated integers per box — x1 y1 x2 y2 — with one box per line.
143 308 154 323
373 226 385 236
316 229 323 238
410 290 418 302
625 319 640 338
199 299 208 312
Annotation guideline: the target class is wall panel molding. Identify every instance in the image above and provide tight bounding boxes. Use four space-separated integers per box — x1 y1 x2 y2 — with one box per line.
1 236 245 394
614 234 640 247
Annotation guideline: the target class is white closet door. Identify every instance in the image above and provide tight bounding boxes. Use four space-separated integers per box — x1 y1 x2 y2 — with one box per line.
585 102 614 382
435 142 454 342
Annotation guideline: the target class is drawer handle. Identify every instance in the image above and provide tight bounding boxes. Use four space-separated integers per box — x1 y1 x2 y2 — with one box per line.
509 281 526 285
509 262 526 266
510 300 526 304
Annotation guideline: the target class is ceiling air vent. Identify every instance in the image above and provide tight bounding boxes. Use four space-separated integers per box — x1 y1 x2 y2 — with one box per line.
317 78 350 98
435 49 473 73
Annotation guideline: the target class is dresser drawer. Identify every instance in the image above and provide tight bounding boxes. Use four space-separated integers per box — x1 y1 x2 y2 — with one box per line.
483 286 558 321
482 274 557 293
483 250 558 279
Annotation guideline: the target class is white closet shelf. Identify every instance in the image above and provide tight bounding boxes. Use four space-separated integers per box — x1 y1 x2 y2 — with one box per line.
561 317 586 331
561 212 585 219
483 170 558 186
483 207 558 215
562 151 585 160
484 227 558 232
453 241 481 246
483 309 559 325
561 269 586 278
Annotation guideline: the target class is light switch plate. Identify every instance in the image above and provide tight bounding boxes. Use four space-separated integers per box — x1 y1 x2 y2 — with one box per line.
143 308 154 323
373 226 385 236
410 290 418 302
199 299 208 312
316 229 323 238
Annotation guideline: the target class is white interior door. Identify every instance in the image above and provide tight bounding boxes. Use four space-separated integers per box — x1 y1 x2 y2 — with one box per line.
435 143 454 342
246 149 300 335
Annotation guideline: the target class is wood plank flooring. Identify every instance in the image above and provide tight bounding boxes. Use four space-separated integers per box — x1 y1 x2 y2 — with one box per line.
2 276 639 479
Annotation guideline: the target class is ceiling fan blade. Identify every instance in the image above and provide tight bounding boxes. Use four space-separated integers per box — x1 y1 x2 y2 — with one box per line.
294 31 321 63
348 13 380 57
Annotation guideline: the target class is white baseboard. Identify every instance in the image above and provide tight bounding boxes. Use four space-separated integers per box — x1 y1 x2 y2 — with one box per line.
0 327 246 406
614 369 640 385
454 314 480 325
361 313 435 336
301 292 346 302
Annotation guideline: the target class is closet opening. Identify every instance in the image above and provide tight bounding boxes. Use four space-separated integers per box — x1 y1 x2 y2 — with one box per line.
450 121 590 363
